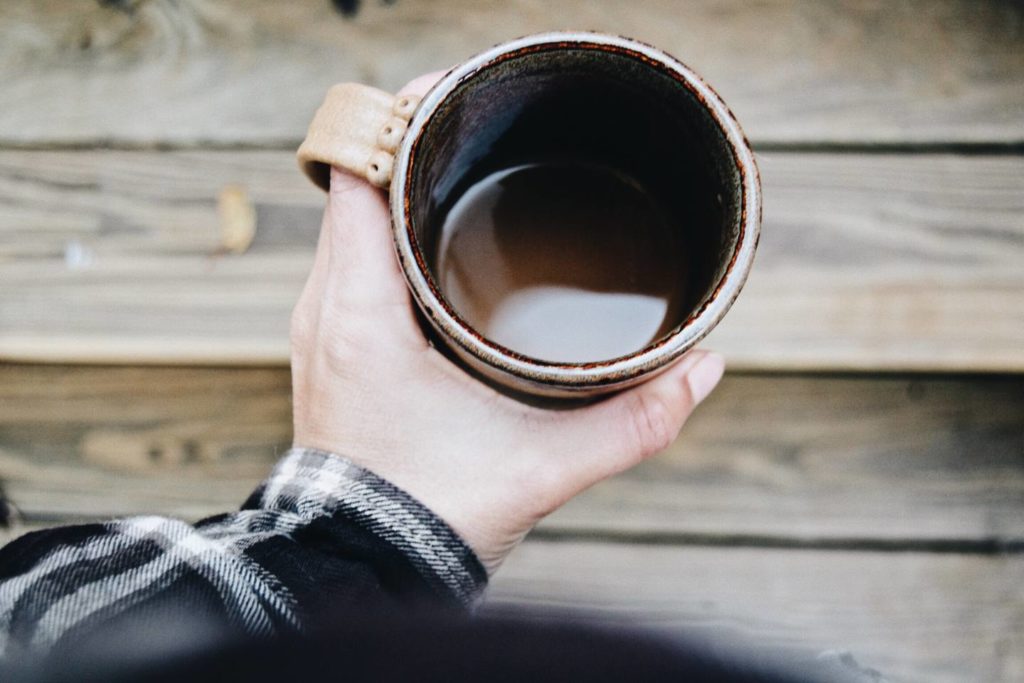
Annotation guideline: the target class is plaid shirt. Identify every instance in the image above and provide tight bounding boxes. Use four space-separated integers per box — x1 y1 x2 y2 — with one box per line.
0 448 487 660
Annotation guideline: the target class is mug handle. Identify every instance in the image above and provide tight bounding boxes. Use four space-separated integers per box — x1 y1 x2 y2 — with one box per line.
296 84 421 192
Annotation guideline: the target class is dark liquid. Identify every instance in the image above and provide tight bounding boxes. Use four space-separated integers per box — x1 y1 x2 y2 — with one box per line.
433 162 689 363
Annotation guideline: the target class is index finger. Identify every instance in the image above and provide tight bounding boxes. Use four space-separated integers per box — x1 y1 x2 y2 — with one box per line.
397 70 449 99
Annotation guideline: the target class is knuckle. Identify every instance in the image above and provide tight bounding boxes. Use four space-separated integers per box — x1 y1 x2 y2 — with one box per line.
318 302 369 351
629 391 677 456
290 294 368 362
289 301 316 351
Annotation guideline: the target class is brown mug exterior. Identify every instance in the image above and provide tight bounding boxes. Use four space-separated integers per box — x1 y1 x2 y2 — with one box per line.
298 32 762 398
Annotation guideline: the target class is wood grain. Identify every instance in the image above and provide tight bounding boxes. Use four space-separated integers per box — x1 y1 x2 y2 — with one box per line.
2 365 1021 544
553 371 1024 544
1 150 1021 371
2 5 1019 679
0 1 1021 145
0 364 293 520
489 540 1024 683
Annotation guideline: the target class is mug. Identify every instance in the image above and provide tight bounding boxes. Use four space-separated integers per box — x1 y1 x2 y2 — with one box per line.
297 32 761 398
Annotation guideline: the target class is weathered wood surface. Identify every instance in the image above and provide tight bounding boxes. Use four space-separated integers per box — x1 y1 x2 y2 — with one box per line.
1 3 1019 681
489 540 1024 683
552 371 1024 544
1 1 1021 146
2 364 1021 544
2 150 1021 371
0 364 293 521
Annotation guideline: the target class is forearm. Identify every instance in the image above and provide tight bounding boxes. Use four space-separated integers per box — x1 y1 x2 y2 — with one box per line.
0 448 486 659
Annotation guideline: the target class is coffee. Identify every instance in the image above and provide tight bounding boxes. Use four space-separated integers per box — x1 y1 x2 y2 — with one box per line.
433 161 689 363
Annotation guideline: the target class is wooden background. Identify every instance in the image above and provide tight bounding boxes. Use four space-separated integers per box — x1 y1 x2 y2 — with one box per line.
0 1 1022 680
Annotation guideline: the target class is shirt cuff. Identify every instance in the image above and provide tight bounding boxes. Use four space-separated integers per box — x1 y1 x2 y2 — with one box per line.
248 447 487 607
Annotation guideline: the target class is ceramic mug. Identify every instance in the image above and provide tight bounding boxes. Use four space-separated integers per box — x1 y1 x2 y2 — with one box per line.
297 32 761 398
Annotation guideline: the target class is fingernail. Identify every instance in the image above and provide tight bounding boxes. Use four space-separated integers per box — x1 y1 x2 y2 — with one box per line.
687 352 725 405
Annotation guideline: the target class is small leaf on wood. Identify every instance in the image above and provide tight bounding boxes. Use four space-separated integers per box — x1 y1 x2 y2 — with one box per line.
217 184 256 254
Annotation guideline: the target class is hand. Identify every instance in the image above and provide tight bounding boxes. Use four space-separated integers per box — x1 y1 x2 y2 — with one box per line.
289 73 725 574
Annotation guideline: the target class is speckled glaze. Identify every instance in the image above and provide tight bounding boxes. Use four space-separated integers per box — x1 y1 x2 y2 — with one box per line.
389 32 761 398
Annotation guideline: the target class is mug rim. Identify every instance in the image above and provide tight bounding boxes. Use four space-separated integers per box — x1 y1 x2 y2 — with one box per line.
390 31 761 389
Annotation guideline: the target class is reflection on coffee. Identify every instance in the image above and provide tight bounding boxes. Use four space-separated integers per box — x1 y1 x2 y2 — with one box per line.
433 162 689 363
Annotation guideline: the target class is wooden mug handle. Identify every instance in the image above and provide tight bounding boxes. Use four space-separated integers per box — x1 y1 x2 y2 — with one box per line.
297 83 420 191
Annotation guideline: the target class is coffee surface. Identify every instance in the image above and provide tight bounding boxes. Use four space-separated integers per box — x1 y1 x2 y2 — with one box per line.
433 162 688 363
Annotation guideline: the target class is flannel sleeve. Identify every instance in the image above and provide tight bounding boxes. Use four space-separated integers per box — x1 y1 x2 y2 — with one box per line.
0 447 487 659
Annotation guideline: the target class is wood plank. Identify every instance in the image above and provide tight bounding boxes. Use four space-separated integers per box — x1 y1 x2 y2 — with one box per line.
0 149 318 365
2 366 1021 545
488 540 1024 683
716 153 1024 373
0 365 293 520
552 372 1024 544
0 1 1021 145
1 151 1022 371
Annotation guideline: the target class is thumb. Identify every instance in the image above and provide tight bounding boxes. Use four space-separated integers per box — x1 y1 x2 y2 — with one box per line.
546 350 725 491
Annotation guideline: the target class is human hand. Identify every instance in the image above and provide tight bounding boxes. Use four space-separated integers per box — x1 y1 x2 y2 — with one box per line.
290 73 725 574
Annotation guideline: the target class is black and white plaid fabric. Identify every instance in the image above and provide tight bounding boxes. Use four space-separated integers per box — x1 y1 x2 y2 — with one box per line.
0 447 487 659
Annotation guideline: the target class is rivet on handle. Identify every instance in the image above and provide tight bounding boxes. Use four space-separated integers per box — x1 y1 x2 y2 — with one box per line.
366 150 395 188
365 94 421 187
297 84 422 192
393 94 420 119
377 117 408 153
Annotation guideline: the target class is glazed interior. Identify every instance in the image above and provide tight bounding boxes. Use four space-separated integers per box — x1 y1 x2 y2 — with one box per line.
407 43 744 361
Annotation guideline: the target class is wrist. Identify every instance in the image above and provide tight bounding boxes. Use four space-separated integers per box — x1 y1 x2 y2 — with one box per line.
260 446 488 605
